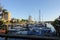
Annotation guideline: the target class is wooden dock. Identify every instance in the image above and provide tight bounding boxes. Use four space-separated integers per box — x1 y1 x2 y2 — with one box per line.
0 34 60 40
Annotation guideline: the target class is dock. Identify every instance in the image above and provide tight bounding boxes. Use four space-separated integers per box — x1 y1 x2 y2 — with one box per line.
0 34 60 40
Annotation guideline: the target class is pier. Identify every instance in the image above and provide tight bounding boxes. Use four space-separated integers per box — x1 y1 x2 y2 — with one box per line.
0 34 60 40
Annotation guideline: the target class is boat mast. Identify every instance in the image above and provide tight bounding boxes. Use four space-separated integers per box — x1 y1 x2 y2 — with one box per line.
39 9 41 23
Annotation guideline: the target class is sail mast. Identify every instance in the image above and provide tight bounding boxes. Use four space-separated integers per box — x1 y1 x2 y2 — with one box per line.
39 9 41 23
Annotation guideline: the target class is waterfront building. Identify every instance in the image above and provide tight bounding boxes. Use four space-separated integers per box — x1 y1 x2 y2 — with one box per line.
0 10 11 22
3 11 11 22
28 15 32 22
0 5 11 22
28 15 35 24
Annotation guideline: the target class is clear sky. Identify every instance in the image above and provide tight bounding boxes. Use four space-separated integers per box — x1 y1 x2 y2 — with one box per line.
0 0 60 21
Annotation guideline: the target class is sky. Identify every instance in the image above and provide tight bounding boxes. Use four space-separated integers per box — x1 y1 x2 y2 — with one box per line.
0 0 60 21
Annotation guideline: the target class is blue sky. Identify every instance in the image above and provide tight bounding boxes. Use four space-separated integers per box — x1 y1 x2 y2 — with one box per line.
0 0 60 21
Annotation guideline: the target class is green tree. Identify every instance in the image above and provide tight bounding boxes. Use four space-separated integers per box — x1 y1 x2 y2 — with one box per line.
16 19 20 23
2 9 7 13
10 20 14 29
0 21 5 29
52 19 60 37
21 19 28 22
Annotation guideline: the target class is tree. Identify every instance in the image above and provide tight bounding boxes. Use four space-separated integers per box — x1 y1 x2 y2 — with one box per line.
2 9 7 13
16 19 20 23
20 19 28 24
0 21 6 29
52 19 60 37
10 19 15 29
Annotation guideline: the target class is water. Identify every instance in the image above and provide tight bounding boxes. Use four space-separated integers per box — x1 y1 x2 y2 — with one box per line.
0 37 28 40
0 37 5 40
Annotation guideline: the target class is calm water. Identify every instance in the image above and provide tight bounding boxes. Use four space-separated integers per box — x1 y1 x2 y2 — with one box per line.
0 37 28 40
0 37 5 40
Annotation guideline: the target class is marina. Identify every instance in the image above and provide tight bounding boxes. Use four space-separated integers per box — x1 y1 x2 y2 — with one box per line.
0 23 59 40
0 34 59 40
0 0 60 40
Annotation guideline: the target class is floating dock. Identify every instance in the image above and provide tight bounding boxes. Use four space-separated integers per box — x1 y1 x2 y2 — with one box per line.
0 34 60 40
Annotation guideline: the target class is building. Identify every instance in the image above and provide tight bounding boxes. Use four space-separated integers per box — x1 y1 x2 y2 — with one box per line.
28 15 32 22
0 4 11 22
3 11 11 22
28 15 35 24
0 9 11 22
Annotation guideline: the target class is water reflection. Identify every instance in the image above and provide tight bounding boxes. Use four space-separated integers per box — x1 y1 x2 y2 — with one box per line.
0 37 29 40
0 37 5 40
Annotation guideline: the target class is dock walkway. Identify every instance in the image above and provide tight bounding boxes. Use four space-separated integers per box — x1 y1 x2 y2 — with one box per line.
0 34 60 40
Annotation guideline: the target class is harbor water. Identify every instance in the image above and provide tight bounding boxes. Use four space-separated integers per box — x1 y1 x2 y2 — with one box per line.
0 37 29 40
